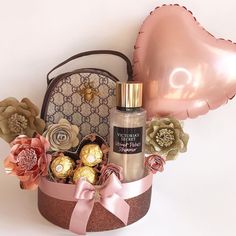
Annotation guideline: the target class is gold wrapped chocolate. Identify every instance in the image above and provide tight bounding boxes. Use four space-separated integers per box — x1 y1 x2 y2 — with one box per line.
73 166 96 184
50 155 75 179
80 144 103 167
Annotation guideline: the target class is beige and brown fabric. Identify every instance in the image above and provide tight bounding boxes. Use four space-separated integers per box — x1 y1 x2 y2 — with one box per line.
41 50 133 153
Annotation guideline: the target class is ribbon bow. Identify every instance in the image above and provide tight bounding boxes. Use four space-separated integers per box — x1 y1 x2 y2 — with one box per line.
69 174 130 235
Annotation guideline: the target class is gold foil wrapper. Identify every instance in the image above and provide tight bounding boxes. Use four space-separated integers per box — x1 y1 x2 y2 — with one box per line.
80 144 103 167
50 156 75 179
73 166 96 184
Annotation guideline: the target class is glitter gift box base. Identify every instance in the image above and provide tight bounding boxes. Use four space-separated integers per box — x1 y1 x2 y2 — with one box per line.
38 175 152 232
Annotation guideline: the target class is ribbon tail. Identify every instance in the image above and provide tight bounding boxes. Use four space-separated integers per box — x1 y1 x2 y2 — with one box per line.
101 194 130 225
69 199 95 235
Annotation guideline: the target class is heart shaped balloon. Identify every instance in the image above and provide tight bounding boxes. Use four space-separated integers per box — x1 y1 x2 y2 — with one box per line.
133 4 236 120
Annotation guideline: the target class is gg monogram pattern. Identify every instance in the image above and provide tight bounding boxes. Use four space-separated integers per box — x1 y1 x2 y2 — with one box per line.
41 69 118 147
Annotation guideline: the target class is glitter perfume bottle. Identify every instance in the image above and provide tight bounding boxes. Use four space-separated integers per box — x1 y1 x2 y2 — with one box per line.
109 82 146 182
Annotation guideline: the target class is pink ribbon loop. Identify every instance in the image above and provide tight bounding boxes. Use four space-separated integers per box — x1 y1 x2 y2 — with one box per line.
69 174 130 235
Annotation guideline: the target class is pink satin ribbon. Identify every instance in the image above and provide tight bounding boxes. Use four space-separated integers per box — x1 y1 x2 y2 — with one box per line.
39 173 153 235
69 174 130 235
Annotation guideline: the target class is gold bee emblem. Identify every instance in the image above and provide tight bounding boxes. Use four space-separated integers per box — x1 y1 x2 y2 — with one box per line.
78 82 99 102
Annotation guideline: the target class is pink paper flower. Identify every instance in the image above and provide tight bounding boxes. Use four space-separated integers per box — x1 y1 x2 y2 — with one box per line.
4 134 51 190
145 154 166 174
99 163 123 184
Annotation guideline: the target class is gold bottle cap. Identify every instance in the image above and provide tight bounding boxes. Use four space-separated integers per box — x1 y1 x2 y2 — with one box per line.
116 82 143 109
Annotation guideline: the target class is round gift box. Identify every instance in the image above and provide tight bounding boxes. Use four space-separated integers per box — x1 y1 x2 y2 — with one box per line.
38 174 153 232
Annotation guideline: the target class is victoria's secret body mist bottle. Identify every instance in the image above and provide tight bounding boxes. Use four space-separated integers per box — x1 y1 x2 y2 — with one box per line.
109 82 146 182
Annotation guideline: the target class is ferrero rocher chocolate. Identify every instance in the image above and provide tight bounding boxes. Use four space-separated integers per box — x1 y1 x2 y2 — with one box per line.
50 155 75 179
73 166 96 184
80 144 103 167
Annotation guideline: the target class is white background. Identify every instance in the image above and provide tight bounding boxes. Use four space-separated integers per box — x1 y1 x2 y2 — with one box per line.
0 0 236 235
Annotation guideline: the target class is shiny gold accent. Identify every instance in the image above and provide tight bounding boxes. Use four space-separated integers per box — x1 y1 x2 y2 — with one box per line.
80 144 103 167
116 82 143 108
73 166 96 184
78 82 99 102
50 155 75 179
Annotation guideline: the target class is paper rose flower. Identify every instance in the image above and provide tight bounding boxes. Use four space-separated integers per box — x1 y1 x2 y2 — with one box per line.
99 163 123 184
4 134 51 190
43 119 79 152
146 117 189 161
0 97 45 143
145 154 166 174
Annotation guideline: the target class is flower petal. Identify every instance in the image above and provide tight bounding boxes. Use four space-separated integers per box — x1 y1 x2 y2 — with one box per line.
166 149 179 161
20 180 39 190
34 118 46 134
21 98 39 116
71 124 79 134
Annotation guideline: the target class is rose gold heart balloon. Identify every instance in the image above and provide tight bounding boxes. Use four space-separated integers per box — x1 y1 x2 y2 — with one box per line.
133 4 236 120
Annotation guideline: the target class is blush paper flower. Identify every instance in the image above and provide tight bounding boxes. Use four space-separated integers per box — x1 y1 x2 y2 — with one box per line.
145 154 166 174
43 119 79 152
4 134 51 190
146 117 189 160
0 97 45 143
99 163 123 184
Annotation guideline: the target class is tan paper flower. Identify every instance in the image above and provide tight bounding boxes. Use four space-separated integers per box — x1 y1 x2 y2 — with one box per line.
146 117 189 161
0 97 46 143
43 118 79 152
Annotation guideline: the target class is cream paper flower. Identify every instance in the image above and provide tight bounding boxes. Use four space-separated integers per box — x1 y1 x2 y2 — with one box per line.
43 119 79 152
